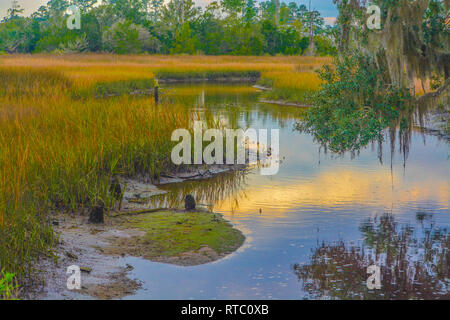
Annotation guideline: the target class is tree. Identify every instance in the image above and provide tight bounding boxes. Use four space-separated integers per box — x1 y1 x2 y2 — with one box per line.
221 0 246 18
5 0 24 21
334 0 449 94
298 1 448 157
243 0 257 24
160 0 199 28
111 0 148 23
170 22 198 54
297 54 411 154
72 0 98 13
101 17 161 54
0 0 336 56
147 0 164 22
304 1 324 55
274 0 280 26
47 0 69 16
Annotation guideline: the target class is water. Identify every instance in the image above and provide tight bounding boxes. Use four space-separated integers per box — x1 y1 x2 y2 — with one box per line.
123 83 449 299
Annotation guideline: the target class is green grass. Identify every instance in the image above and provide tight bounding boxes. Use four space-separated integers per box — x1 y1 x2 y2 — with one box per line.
125 211 245 258
257 71 321 104
0 271 19 300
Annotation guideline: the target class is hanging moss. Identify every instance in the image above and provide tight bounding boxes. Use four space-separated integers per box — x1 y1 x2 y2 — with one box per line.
299 1 448 160
335 0 449 95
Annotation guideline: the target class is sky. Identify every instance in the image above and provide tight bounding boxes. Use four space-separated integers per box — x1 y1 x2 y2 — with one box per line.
0 0 338 21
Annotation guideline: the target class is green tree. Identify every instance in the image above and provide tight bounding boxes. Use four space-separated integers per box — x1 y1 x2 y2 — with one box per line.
297 54 411 154
5 0 24 21
170 22 198 54
243 0 257 24
102 20 143 54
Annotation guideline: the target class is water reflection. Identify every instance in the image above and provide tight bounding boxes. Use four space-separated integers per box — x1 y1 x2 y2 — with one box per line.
162 82 306 129
298 94 448 166
293 213 449 300
124 83 449 300
156 83 448 218
148 169 250 212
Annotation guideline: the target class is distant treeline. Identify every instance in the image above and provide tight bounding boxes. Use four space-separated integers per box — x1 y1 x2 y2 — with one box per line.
0 0 337 56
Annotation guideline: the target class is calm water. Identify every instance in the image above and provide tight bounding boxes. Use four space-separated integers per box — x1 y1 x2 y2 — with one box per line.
123 83 449 300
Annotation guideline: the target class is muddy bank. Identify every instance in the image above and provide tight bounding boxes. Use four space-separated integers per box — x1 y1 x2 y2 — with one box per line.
28 209 244 300
252 84 272 91
25 214 142 300
28 167 246 300
159 77 259 83
259 98 312 107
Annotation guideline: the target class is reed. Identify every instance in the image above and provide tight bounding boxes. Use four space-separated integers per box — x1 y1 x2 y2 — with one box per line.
0 54 329 285
259 71 323 103
0 66 190 281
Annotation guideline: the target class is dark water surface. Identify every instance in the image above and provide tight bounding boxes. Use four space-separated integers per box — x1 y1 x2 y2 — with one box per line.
123 83 449 299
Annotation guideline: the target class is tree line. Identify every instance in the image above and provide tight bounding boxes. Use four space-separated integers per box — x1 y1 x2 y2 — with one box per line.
0 0 337 55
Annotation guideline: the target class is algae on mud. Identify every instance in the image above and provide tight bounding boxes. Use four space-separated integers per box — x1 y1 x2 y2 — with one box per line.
108 210 245 266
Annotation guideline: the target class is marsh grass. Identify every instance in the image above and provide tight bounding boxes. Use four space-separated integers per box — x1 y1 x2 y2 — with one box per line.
0 54 328 287
0 271 20 300
90 79 155 98
1 53 329 97
0 66 190 281
259 71 323 103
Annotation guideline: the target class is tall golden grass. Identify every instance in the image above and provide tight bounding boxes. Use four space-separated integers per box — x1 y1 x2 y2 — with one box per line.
0 54 328 283
0 54 329 93
0 65 190 280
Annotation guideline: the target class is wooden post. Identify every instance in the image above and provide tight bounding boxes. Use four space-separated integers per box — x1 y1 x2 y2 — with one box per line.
154 79 159 104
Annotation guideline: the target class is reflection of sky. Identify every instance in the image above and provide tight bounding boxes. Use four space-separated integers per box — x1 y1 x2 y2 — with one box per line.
124 84 449 299
215 128 449 218
1 0 338 20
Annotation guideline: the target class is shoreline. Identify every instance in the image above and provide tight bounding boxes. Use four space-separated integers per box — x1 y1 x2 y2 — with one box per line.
159 77 259 83
25 166 246 300
259 98 312 107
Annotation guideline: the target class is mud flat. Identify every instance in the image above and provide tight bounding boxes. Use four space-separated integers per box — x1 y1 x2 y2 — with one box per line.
27 167 245 300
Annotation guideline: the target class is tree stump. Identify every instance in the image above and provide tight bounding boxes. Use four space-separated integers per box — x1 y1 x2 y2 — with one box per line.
89 204 104 224
185 194 196 211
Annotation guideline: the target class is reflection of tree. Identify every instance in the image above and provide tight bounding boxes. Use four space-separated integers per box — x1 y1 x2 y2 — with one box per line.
293 213 449 300
165 83 304 129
